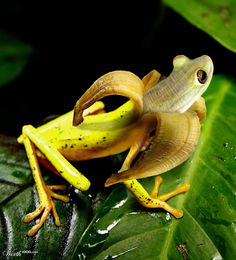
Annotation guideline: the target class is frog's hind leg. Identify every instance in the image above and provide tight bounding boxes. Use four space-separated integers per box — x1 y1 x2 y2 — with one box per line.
22 125 90 191
21 125 91 236
22 136 69 236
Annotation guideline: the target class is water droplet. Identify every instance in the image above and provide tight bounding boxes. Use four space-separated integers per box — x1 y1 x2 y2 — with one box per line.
78 253 86 260
74 189 79 194
223 142 229 148
166 212 171 221
128 211 140 215
234 156 236 160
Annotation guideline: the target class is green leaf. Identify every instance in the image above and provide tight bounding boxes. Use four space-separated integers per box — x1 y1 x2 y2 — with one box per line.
1 75 236 259
73 75 236 259
0 32 32 87
163 0 236 52
0 135 91 259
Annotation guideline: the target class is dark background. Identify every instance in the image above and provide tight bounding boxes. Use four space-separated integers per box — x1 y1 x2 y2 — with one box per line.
0 1 235 136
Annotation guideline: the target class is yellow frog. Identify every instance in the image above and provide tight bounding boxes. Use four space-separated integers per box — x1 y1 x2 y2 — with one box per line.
18 55 213 236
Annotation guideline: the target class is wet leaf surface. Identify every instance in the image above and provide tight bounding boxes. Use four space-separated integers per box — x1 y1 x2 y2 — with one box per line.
0 136 91 259
1 75 236 259
73 75 236 259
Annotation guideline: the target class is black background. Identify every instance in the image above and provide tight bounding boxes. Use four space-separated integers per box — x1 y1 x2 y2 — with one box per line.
0 1 235 136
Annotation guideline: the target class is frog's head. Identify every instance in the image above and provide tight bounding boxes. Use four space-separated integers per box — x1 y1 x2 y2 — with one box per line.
143 55 214 114
171 54 214 112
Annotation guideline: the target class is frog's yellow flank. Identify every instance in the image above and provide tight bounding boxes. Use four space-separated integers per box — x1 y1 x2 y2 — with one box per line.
18 55 214 236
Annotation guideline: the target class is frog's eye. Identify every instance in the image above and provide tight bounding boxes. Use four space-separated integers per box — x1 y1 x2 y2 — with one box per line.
197 69 207 84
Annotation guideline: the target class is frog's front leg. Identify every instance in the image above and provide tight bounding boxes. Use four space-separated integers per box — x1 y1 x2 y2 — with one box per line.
124 178 190 218
21 125 90 236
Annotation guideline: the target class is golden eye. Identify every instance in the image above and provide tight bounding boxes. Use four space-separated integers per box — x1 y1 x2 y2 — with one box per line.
197 70 207 84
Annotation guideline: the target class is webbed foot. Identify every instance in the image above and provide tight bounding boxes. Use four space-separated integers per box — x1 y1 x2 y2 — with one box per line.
124 177 190 218
24 185 69 236
150 176 190 201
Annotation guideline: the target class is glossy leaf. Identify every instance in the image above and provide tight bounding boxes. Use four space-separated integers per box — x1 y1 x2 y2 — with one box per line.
1 75 236 259
0 135 91 259
163 0 236 52
0 32 32 87
73 75 236 259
